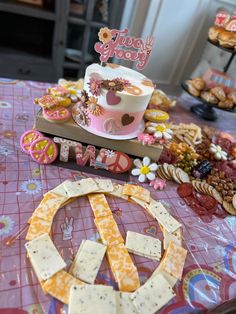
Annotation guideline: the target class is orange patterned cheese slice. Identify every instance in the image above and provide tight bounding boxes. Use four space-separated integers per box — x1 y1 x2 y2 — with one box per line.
122 184 150 203
42 270 84 304
107 243 140 292
94 215 124 246
26 216 52 241
160 241 187 280
88 193 113 218
32 192 67 221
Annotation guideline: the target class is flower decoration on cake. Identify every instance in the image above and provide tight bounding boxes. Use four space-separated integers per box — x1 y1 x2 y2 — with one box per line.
131 156 158 182
149 178 166 190
146 122 173 140
87 96 103 116
80 90 89 103
98 27 113 43
101 78 128 93
138 133 156 146
72 103 91 126
209 143 227 160
88 77 102 96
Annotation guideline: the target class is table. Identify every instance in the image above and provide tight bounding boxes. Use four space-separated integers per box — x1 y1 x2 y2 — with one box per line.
0 78 236 314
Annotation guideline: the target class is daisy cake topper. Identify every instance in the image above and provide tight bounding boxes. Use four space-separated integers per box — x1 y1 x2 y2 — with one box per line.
94 27 154 70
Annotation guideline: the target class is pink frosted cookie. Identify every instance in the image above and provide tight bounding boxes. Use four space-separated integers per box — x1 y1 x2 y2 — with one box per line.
43 106 71 123
20 130 43 154
30 137 58 164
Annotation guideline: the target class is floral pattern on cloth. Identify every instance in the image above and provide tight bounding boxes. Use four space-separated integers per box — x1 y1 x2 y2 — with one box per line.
0 215 15 236
0 78 236 314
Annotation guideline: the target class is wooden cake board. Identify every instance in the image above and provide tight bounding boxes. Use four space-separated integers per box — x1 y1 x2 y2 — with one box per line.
35 110 163 161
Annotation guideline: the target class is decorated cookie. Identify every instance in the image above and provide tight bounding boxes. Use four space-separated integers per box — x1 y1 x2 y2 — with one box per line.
30 137 58 164
47 85 70 97
20 130 43 154
144 109 169 123
43 106 71 123
34 94 71 108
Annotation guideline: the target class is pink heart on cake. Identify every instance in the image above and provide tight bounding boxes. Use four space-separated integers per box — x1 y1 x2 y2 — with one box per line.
106 91 121 105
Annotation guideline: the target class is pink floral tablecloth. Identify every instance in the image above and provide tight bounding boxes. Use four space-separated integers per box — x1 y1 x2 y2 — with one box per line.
0 78 236 314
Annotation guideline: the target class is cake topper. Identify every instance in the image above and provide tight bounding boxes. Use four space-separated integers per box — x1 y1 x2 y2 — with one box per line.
94 27 154 70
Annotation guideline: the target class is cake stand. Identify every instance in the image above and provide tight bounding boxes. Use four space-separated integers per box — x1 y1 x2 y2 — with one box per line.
181 37 236 121
181 81 236 121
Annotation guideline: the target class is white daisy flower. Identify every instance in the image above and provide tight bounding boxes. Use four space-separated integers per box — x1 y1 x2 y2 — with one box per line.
20 179 43 195
146 122 173 140
131 156 158 182
104 149 115 158
209 143 227 161
0 215 15 236
0 145 14 156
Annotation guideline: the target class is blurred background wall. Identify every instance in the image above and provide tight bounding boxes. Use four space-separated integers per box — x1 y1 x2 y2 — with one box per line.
0 0 236 84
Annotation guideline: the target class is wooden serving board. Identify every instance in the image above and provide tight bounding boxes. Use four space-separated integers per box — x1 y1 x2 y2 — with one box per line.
35 110 163 161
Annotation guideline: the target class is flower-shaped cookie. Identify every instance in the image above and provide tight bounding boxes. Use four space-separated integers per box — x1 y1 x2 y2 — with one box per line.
87 97 103 116
146 122 173 140
98 27 112 43
209 143 227 160
89 77 101 96
131 156 158 182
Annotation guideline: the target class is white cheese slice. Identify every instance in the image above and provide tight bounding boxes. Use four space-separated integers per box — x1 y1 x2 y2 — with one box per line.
94 179 114 193
49 180 71 198
25 233 66 280
125 231 161 261
131 273 175 314
69 240 107 284
147 201 181 233
64 178 99 197
107 184 128 200
68 284 116 314
115 292 137 314
163 226 182 250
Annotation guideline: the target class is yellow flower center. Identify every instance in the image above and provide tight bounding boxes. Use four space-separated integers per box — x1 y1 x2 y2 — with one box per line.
27 183 37 190
155 125 166 132
140 166 150 175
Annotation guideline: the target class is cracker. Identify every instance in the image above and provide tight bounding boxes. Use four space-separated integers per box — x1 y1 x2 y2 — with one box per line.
223 201 236 215
176 168 190 183
233 194 236 210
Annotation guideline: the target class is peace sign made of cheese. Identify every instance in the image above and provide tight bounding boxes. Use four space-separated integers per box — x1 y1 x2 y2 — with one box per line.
20 130 43 154
43 106 71 123
25 178 187 313
30 137 58 164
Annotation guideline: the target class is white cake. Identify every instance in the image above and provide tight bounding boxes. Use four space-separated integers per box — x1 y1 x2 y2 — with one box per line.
72 63 154 139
